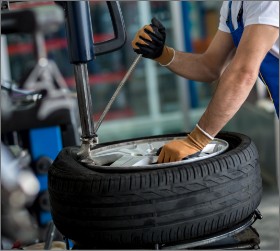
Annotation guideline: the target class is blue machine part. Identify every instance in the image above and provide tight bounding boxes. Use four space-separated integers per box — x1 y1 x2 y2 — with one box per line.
29 126 63 225
40 211 53 226
37 175 48 192
29 126 63 160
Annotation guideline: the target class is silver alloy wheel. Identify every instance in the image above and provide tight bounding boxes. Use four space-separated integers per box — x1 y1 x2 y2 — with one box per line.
87 136 229 170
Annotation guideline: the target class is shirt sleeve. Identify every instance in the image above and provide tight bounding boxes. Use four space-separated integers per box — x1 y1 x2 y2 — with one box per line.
218 2 230 33
244 1 279 28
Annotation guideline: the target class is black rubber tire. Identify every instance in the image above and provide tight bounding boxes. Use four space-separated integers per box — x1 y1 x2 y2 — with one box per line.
48 132 262 248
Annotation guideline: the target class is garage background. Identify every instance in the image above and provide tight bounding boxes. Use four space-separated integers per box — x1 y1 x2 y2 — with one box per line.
1 1 279 249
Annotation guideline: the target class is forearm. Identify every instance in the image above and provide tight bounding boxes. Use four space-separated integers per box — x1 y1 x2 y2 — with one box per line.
196 24 278 137
166 50 219 83
164 31 236 83
198 66 258 136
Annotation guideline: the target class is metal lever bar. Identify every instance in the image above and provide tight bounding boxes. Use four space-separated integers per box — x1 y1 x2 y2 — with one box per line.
94 54 142 133
94 1 126 56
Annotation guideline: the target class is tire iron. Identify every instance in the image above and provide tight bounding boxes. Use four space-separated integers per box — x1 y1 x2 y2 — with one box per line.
94 54 142 133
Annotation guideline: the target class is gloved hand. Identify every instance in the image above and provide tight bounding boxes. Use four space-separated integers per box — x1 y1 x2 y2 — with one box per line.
132 17 175 66
158 125 214 163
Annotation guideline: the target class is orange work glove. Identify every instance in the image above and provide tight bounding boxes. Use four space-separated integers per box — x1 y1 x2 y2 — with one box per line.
158 125 214 163
131 17 175 66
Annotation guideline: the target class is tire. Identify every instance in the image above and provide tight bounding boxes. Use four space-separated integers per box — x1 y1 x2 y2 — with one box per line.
48 132 262 248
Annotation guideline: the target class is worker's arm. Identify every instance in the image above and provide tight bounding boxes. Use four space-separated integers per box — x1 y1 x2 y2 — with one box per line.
158 24 278 163
198 24 279 136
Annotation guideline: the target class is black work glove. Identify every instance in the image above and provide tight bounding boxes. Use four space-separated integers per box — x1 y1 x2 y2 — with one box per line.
132 18 175 66
132 17 166 59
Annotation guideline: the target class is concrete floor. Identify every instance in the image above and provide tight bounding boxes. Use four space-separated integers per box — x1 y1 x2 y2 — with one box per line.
254 187 279 250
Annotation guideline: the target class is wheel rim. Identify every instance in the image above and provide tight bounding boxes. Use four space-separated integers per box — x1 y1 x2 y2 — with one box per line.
87 136 229 170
